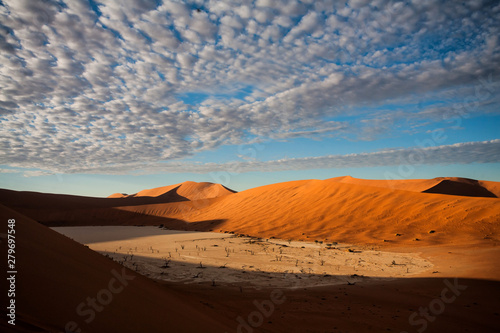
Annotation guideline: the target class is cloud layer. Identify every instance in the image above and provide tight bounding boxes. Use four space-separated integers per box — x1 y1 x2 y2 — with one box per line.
3 139 496 178
1 0 499 174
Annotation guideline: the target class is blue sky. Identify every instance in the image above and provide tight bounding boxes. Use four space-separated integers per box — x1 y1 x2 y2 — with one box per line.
0 0 499 197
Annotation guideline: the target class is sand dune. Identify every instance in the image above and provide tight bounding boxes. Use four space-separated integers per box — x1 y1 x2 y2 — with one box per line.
330 175 498 197
109 181 236 201
0 204 231 333
177 178 500 247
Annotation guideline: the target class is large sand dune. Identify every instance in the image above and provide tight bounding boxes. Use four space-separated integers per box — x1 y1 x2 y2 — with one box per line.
178 178 500 247
109 181 236 200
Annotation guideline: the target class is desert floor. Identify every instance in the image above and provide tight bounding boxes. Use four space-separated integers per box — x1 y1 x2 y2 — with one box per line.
53 226 432 289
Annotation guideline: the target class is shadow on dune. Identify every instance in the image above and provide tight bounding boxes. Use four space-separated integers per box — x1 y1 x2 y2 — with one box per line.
162 271 500 333
90 252 500 333
0 204 234 333
52 226 228 244
0 187 226 228
423 179 497 198
0 185 189 211
42 206 226 230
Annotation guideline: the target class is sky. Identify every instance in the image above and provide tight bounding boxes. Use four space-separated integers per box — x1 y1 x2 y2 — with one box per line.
0 0 499 197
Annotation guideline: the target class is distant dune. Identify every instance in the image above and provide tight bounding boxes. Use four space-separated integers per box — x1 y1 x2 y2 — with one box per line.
330 175 498 197
0 204 231 333
0 181 235 226
110 181 236 201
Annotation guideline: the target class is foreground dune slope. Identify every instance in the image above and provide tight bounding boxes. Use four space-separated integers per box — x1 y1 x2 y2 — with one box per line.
0 204 231 333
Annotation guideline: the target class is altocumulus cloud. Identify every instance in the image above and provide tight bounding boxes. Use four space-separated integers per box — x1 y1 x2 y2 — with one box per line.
17 139 498 176
0 0 499 174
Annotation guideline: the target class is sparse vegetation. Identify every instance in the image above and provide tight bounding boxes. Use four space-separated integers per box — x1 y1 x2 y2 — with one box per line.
161 259 171 268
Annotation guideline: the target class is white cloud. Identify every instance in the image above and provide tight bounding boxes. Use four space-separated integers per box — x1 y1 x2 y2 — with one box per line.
16 140 498 176
0 0 498 174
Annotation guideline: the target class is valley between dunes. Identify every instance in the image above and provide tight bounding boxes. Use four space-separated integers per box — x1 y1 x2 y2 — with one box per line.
1 176 499 332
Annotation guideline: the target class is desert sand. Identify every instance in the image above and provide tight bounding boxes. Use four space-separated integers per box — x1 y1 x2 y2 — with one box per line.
1 177 499 332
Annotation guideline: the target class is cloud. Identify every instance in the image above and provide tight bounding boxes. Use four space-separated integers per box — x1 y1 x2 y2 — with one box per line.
0 168 20 173
0 0 499 173
15 140 500 177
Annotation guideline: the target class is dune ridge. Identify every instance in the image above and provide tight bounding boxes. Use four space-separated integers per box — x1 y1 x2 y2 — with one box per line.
108 181 236 201
330 176 498 197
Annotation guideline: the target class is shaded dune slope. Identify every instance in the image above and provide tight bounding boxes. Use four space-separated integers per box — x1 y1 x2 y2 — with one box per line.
0 204 231 333
0 181 235 226
423 178 497 197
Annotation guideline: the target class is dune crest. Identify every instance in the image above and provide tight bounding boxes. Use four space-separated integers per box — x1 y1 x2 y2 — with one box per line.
109 181 236 201
107 193 128 198
330 176 498 198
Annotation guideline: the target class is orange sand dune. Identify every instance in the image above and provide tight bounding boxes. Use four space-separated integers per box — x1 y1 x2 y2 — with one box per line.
329 175 442 192
0 204 231 332
175 178 500 247
479 180 500 197
107 192 128 198
109 181 236 201
330 175 498 197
